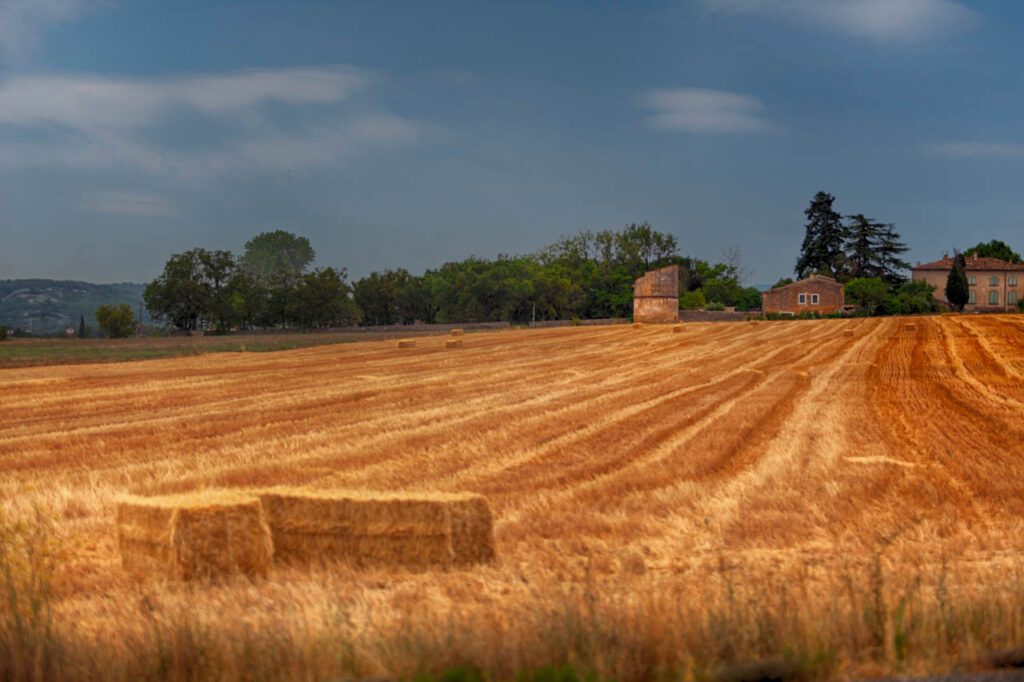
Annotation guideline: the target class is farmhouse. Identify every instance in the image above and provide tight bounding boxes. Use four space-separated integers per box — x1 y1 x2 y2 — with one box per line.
911 254 1024 312
761 275 844 315
633 265 679 323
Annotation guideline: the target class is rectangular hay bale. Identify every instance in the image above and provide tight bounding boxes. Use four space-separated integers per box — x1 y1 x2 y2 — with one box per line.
672 325 683 333
450 329 465 336
397 340 416 348
905 323 916 331
843 329 855 337
116 491 273 581
257 488 495 570
446 339 463 349
632 323 642 329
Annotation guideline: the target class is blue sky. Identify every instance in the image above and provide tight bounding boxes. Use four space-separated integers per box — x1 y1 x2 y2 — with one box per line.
0 0 1021 286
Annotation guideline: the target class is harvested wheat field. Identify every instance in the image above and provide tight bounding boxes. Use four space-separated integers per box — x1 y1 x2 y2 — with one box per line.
3 316 1024 680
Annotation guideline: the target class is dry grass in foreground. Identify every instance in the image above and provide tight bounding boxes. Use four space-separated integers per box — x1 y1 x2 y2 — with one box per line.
3 316 1024 680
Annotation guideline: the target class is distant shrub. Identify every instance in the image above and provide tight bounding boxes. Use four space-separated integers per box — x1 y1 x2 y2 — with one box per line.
0 325 6 341
679 289 706 311
1018 299 1024 312
705 301 726 311
570 316 581 326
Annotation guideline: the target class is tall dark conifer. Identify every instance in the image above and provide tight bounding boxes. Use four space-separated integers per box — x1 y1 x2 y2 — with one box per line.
78 314 87 339
844 214 884 280
795 191 847 279
945 252 969 312
876 223 910 286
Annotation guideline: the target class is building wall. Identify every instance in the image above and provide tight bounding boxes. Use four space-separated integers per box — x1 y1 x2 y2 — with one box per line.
633 297 679 323
912 269 1024 311
633 265 679 323
761 279 844 315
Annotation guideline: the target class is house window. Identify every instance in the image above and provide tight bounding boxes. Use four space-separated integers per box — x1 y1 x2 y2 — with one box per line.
811 293 819 304
969 276 977 285
990 290 999 305
798 293 806 304
990 276 999 286
969 290 976 304
1011 276 1018 286
1010 291 1018 305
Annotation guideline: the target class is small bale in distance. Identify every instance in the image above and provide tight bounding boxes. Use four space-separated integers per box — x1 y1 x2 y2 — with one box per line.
632 323 642 329
905 323 916 331
672 325 683 333
397 340 416 349
446 339 464 349
450 329 465 336
843 329 855 337
116 491 273 581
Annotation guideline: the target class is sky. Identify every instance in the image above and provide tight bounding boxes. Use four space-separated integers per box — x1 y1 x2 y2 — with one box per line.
1 0 1022 287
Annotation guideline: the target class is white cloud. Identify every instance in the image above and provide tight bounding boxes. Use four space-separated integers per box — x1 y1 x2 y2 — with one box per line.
928 142 1024 159
641 88 775 133
701 0 978 42
0 0 99 57
83 191 177 216
0 66 421 177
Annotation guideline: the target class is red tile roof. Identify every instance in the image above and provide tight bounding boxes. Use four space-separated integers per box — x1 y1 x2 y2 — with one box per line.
913 255 1024 271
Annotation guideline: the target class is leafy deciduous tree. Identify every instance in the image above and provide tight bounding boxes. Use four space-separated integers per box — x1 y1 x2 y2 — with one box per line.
240 230 315 278
95 304 136 338
964 239 1021 263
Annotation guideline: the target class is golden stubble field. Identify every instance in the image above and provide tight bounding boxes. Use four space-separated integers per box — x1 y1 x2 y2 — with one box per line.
3 316 1024 680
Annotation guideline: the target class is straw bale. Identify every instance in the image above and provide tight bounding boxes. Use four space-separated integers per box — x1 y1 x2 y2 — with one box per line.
448 495 496 566
116 491 273 581
258 488 495 570
632 323 642 329
843 329 855 337
446 339 463 349
397 340 416 349
672 325 683 333
450 329 465 336
905 323 916 331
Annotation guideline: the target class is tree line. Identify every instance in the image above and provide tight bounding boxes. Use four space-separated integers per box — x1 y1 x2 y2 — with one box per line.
141 224 761 332
143 231 359 331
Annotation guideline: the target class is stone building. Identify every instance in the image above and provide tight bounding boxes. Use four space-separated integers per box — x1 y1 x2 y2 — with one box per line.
632 265 679 323
911 254 1024 312
761 275 845 315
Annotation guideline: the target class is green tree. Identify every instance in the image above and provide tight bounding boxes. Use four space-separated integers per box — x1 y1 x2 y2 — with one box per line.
964 239 1022 263
198 249 238 332
945 252 969 312
239 230 315 278
796 191 847 279
292 268 361 328
843 214 884 281
882 280 937 315
679 289 706 310
77 314 87 339
144 249 209 331
0 325 6 341
771 277 794 289
875 223 910 286
95 304 137 338
844 277 888 315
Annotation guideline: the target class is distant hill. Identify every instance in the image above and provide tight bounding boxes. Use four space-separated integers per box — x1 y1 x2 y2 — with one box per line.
0 279 149 333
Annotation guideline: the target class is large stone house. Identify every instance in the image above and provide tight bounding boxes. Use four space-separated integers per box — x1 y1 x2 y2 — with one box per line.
761 275 845 315
911 254 1024 312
